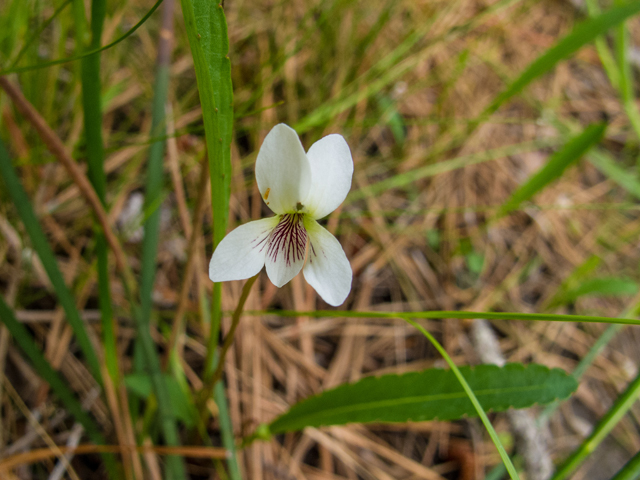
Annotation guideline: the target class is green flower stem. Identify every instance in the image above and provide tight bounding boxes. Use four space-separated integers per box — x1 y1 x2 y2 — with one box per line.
551 370 640 480
403 317 520 480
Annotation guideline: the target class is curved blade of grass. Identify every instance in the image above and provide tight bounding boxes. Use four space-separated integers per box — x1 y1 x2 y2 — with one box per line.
482 2 640 120
610 449 640 480
405 318 520 480
612 0 640 142
347 137 565 203
137 1 186 478
8 0 72 69
498 123 607 216
294 0 522 133
267 363 576 434
588 148 640 199
0 296 118 477
0 139 103 385
77 0 119 384
0 0 163 75
246 309 640 326
551 369 640 480
584 0 621 88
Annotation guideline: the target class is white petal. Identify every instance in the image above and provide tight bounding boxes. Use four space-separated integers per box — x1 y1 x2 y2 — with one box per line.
264 214 308 287
302 218 352 306
256 124 312 215
209 217 279 282
304 134 353 219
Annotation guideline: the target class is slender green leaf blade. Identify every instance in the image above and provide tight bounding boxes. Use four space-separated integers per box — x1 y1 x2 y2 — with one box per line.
80 0 119 384
485 2 640 116
0 0 163 75
180 0 232 246
125 374 196 427
610 448 640 480
499 123 606 216
588 148 640 200
269 363 578 434
552 370 640 480
0 296 107 446
0 139 102 385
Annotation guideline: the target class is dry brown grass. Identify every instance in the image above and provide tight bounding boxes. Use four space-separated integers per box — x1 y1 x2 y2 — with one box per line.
2 0 640 478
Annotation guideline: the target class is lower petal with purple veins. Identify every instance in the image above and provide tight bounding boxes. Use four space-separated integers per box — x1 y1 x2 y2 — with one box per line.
265 213 308 287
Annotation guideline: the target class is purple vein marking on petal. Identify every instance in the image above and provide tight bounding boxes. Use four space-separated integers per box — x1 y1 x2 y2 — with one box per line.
251 226 273 253
309 241 317 264
266 214 308 266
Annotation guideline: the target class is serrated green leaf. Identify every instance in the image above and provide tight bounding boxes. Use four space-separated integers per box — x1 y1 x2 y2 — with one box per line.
499 123 606 216
269 363 577 434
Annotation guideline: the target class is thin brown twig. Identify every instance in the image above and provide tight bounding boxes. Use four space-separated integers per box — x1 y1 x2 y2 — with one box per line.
0 76 136 295
0 444 228 473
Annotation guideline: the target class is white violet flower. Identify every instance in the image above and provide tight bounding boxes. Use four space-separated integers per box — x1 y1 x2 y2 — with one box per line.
209 123 353 306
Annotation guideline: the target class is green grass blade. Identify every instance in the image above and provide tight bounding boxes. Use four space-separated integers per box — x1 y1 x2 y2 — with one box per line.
484 2 640 119
178 0 232 251
498 123 607 216
347 137 565 203
294 0 522 133
585 0 621 89
0 296 119 477
611 449 640 480
0 0 163 75
0 139 103 385
245 309 640 325
613 0 640 141
214 369 242 480
137 3 187 477
588 148 640 199
551 370 640 480
405 318 520 480
79 0 119 383
8 0 72 69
